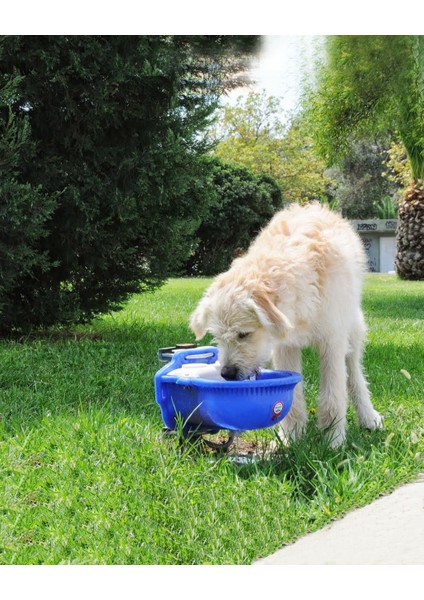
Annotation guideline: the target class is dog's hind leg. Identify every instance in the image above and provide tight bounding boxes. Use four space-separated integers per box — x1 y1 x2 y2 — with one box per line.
273 345 308 443
347 311 384 431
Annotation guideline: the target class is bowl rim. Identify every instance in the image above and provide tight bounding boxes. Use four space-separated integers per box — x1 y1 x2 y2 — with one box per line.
155 345 302 390
162 368 302 389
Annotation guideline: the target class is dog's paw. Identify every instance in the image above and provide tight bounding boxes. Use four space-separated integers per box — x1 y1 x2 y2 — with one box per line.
328 428 346 449
269 429 292 452
361 409 384 431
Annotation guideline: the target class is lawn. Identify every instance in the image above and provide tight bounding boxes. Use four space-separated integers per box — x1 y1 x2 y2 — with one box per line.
0 275 423 564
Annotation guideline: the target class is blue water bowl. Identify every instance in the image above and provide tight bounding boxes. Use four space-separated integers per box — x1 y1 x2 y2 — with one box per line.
154 346 302 435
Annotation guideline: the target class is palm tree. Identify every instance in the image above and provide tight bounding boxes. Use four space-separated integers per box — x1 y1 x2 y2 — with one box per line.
393 40 424 279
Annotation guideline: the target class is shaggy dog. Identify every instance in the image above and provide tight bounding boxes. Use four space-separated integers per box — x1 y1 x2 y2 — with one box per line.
189 202 383 447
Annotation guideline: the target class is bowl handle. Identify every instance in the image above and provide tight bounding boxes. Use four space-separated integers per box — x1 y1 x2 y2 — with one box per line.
155 346 218 379
169 346 218 369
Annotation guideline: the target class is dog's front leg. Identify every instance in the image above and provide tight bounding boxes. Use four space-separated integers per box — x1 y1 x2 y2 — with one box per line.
317 339 349 448
273 345 307 443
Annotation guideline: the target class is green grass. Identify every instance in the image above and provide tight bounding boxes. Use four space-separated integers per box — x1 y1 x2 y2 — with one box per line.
0 275 423 564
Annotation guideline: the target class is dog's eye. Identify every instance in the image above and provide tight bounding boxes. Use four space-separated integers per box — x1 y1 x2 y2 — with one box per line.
237 332 250 340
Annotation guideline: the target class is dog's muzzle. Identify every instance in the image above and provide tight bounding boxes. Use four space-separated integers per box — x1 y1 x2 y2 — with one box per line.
221 365 240 381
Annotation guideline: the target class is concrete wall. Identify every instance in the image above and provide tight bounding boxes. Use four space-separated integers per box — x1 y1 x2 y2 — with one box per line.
350 220 398 273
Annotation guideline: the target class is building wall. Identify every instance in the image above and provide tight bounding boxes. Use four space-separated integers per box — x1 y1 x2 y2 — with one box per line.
350 220 398 273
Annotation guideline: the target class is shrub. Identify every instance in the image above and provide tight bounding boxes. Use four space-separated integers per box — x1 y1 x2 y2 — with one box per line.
183 158 283 276
0 71 58 332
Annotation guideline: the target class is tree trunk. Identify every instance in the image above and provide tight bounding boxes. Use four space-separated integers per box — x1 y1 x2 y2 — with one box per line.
395 185 424 279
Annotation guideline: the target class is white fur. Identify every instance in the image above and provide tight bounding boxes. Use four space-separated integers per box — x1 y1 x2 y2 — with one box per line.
189 202 383 448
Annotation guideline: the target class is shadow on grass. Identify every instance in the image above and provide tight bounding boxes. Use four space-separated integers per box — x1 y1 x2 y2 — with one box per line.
0 321 198 433
363 290 424 321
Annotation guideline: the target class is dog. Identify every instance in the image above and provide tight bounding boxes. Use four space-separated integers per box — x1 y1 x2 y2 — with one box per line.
189 202 383 448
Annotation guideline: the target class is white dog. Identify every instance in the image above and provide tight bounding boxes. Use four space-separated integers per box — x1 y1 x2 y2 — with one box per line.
189 202 383 447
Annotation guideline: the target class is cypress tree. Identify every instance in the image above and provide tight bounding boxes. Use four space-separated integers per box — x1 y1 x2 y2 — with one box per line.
0 35 258 332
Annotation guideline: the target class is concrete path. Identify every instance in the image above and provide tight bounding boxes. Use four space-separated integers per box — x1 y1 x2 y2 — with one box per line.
254 474 424 565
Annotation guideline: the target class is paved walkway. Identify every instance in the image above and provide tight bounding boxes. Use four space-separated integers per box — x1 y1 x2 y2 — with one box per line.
254 474 424 565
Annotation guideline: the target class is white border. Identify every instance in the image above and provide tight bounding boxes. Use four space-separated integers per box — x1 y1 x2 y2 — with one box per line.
1 1 421 35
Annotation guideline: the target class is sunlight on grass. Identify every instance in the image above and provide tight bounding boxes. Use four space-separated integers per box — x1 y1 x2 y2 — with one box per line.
0 275 422 564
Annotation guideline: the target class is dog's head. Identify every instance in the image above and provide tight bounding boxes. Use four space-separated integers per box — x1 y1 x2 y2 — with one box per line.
189 276 293 380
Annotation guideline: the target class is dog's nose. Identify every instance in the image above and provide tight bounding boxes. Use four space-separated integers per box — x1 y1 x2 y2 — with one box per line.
221 365 239 381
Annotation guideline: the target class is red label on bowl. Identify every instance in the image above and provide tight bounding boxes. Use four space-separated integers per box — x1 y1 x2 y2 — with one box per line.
272 401 284 420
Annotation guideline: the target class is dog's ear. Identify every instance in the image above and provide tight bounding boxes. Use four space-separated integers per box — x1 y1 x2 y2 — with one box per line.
249 292 293 339
189 296 211 340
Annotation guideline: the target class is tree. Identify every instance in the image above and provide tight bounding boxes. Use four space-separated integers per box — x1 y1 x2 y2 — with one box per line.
0 35 259 333
325 137 400 219
305 35 424 279
382 138 413 194
183 157 283 276
212 91 331 205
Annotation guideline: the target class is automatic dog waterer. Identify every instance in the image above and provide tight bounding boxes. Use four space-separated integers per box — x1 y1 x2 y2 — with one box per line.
155 346 302 444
